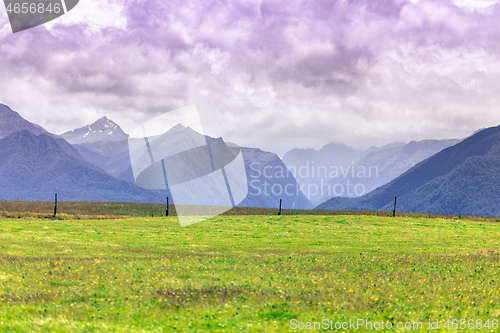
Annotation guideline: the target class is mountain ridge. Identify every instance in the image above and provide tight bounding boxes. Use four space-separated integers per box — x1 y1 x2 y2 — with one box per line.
283 138 461 205
74 121 314 209
0 130 167 202
0 104 50 139
316 125 500 216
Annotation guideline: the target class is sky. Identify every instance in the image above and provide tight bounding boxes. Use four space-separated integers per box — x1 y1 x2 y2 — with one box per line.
1 0 500 156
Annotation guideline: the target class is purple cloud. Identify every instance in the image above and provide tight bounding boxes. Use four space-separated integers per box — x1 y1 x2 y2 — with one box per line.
1 0 500 154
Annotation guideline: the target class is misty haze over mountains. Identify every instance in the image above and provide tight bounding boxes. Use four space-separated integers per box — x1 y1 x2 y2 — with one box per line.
1 103 499 217
317 125 500 217
282 139 461 206
0 104 311 209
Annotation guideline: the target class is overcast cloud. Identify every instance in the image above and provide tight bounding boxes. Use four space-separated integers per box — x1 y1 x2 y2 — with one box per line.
1 0 500 155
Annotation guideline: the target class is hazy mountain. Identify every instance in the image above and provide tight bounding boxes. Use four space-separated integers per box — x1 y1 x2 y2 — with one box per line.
314 139 462 203
0 104 82 160
283 142 366 167
142 124 314 209
0 130 167 203
316 125 500 217
61 116 128 144
358 139 461 186
283 139 460 205
239 147 313 209
73 139 131 181
0 104 50 138
74 121 313 209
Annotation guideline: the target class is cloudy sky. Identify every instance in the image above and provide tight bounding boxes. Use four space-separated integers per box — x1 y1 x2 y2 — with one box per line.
1 0 500 155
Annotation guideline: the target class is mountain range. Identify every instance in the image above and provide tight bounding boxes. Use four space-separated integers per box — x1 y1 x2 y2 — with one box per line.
0 129 168 202
76 122 313 209
283 139 460 205
3 102 500 217
0 104 311 208
317 125 500 217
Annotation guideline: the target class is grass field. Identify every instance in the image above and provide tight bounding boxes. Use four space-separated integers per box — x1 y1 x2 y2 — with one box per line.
0 213 500 332
1 200 498 221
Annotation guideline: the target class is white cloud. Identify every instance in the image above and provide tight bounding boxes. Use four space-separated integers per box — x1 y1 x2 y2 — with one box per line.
2 0 500 157
454 0 500 10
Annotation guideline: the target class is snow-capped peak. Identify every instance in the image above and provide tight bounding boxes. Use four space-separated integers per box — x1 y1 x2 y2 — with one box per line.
61 116 129 144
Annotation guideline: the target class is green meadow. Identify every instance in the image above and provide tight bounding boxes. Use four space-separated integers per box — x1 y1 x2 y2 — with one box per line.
0 213 500 332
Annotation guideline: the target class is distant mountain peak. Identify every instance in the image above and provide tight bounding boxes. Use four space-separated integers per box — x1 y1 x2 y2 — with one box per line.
94 116 108 123
168 123 186 132
89 116 119 131
321 142 355 150
62 116 128 144
162 123 205 138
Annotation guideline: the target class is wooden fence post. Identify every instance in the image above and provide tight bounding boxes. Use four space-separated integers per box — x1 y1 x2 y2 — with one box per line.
393 196 397 217
53 193 57 217
166 197 169 217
